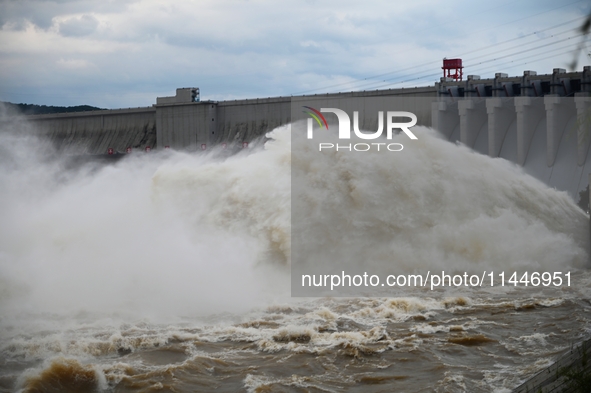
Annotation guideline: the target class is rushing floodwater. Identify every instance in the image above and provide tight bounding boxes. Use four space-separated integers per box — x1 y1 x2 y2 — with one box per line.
0 117 590 392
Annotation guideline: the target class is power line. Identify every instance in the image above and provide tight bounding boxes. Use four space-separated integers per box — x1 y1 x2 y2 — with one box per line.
451 14 586 58
316 30 585 93
461 25 583 64
465 31 586 68
365 42 584 91
456 0 584 40
466 42 584 75
291 3 586 95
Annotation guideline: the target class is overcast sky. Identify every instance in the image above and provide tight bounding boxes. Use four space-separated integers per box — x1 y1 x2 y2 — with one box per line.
0 0 589 108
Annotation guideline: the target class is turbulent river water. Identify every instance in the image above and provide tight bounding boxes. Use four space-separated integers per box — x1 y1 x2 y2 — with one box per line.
0 118 590 392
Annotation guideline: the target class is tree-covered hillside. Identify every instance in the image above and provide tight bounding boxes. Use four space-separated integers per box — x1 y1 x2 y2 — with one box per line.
0 101 105 115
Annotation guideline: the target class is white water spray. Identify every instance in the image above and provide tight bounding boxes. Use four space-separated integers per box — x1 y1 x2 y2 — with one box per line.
0 114 587 326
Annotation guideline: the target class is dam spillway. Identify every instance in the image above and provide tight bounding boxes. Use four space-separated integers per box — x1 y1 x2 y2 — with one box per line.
10 66 591 199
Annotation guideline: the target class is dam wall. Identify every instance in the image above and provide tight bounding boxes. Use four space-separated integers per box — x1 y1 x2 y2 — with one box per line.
155 100 214 150
214 96 291 146
154 85 435 150
153 95 293 150
18 85 435 153
10 67 591 197
24 106 156 155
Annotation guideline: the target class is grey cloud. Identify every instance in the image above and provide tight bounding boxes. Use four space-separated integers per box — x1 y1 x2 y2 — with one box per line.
0 0 581 108
0 0 136 30
58 14 98 36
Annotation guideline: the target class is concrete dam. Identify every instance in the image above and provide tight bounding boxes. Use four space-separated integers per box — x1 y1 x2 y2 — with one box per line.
15 66 591 199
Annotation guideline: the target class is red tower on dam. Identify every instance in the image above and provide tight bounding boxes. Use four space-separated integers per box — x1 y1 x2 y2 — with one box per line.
442 58 463 81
